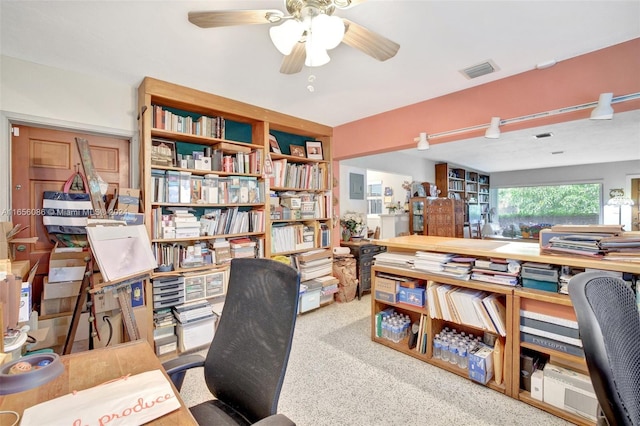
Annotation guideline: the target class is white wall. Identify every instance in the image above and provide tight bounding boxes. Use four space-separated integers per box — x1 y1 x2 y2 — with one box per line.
342 152 436 183
0 55 138 219
491 160 640 197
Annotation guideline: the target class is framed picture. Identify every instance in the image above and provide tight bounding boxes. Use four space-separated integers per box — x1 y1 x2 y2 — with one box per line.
305 141 323 160
290 145 306 158
150 138 176 167
269 134 281 154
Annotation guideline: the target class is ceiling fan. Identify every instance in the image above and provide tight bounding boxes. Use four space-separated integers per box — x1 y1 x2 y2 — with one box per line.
188 0 400 74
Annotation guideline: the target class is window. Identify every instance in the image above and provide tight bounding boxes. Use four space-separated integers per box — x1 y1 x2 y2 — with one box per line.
367 182 382 214
495 183 601 231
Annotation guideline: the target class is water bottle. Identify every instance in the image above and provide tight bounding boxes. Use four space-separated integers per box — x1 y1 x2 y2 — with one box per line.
433 334 441 359
458 342 468 370
449 338 458 365
440 336 450 362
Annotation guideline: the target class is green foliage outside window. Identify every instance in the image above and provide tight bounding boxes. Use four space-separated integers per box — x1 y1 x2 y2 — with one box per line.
497 184 601 219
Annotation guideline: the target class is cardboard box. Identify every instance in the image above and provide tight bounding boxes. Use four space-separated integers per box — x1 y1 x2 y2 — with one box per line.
115 188 140 213
43 276 82 299
398 286 425 307
41 294 78 316
468 345 494 384
375 276 400 294
10 260 30 281
375 290 398 304
0 222 37 261
31 314 72 353
19 281 31 322
48 244 89 283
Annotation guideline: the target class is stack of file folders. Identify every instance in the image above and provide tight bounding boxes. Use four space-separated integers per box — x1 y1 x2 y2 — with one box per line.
413 251 473 280
599 235 640 262
521 262 559 292
294 249 333 281
172 300 216 324
373 252 415 269
470 259 520 286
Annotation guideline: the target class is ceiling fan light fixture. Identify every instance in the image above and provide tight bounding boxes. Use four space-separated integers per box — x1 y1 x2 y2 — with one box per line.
415 132 429 150
305 41 330 67
590 92 614 120
485 117 501 139
311 14 345 50
269 19 304 55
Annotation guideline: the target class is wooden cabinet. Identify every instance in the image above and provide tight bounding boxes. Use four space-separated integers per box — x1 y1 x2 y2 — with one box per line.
370 235 640 425
340 240 386 299
409 197 464 237
427 198 464 238
409 197 428 235
137 77 334 352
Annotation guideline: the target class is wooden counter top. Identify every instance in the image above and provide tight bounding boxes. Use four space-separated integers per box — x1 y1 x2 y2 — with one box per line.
374 235 640 274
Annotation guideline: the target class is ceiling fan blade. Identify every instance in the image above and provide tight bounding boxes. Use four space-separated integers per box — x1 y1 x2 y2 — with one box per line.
280 42 306 74
341 19 400 61
188 10 283 28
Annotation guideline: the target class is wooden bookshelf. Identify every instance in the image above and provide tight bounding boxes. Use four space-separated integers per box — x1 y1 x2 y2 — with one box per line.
370 235 640 425
137 77 334 353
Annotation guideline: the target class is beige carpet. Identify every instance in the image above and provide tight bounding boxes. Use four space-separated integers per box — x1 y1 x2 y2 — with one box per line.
179 295 571 425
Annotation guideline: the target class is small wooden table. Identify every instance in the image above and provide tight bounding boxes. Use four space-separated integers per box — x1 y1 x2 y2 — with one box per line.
0 340 197 425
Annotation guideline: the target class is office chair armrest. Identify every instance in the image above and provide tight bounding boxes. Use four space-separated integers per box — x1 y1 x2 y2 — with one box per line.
162 353 205 391
253 414 296 426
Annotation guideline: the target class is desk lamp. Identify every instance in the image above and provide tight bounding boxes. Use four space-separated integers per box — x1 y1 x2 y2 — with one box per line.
607 196 635 228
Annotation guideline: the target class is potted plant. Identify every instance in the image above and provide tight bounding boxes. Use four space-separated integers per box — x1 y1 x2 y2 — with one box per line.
340 211 364 241
519 224 531 239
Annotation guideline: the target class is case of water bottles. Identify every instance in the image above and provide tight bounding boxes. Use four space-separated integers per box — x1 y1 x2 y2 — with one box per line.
431 327 488 376
377 309 412 344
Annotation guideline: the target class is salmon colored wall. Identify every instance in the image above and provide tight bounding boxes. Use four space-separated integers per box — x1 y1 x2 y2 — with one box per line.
333 38 640 160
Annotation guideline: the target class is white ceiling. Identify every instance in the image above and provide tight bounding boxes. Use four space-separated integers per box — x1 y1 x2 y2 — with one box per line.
1 0 639 172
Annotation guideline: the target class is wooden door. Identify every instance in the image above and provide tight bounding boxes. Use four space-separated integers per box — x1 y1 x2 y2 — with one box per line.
10 125 130 308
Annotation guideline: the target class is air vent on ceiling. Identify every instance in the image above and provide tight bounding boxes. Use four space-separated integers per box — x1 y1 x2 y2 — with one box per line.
460 60 500 79
534 132 554 139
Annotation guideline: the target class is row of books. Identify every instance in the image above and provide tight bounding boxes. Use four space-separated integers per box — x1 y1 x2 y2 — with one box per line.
271 223 316 254
151 171 264 205
152 105 225 138
270 191 332 221
427 282 508 336
152 236 263 270
519 298 583 357
269 159 329 190
151 206 265 240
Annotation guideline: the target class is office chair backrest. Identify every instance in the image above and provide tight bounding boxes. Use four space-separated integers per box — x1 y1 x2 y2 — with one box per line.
569 271 640 426
204 258 300 424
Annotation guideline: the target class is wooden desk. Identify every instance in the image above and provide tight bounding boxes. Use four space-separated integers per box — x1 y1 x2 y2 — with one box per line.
0 340 197 425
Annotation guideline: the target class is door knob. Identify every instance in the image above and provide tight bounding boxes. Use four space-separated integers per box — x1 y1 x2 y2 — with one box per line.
15 184 22 190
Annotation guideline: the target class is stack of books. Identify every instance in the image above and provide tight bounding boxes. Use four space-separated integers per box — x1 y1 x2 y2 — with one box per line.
229 237 257 259
294 249 333 281
519 298 583 357
540 224 623 258
413 251 454 274
471 258 520 286
172 300 215 325
599 235 640 262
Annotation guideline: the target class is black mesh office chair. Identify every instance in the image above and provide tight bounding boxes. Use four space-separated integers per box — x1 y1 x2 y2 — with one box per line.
163 258 300 426
568 271 640 426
